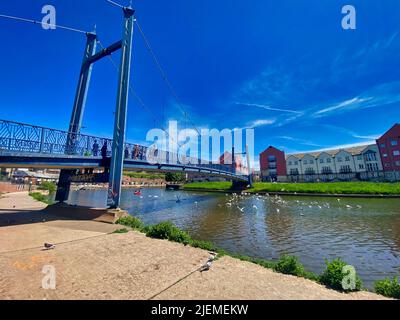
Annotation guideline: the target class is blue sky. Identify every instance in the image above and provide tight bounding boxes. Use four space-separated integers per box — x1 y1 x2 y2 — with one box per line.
1 0 400 167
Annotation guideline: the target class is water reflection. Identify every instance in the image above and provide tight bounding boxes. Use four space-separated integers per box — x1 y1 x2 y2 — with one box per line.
68 188 400 289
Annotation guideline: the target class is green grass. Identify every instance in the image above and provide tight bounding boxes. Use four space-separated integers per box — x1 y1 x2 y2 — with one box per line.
123 171 165 180
112 215 378 295
184 181 400 195
29 192 53 205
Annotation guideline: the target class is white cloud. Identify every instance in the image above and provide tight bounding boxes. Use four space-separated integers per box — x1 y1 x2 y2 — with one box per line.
236 102 303 114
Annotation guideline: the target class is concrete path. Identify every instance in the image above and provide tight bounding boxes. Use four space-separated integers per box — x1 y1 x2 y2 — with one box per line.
0 192 388 300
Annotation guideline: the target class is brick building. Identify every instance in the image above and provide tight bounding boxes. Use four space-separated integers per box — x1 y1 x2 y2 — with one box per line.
259 146 287 182
377 123 400 181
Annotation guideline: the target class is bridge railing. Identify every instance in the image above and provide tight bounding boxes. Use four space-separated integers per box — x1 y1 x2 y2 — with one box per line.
0 119 247 177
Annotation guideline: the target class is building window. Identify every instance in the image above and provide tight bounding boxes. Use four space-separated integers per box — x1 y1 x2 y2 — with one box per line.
309 160 314 164
288 161 292 166
345 156 350 161
357 155 362 160
391 140 398 146
327 158 332 163
290 168 299 175
321 167 332 174
383 153 388 158
337 157 342 162
359 164 364 170
395 161 400 167
340 165 352 173
364 153 377 162
303 160 308 165
268 155 276 162
394 150 400 156
367 163 379 172
305 168 315 175
294 161 298 165
320 159 324 163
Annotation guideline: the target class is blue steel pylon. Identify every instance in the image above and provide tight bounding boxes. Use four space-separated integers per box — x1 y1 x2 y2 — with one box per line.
55 32 97 202
107 7 135 208
55 6 135 208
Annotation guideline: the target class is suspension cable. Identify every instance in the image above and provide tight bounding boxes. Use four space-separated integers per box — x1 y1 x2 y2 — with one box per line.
134 18 202 136
0 13 89 34
97 39 183 148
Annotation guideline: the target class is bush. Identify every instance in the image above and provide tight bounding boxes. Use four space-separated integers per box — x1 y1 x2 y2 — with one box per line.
145 221 191 245
29 192 53 205
38 181 56 194
190 239 217 251
319 258 362 292
116 216 144 230
273 255 305 276
165 172 185 183
112 228 129 234
374 277 400 299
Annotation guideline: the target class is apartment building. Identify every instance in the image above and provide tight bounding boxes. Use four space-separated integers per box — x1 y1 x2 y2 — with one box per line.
377 123 400 181
259 146 287 182
286 144 382 182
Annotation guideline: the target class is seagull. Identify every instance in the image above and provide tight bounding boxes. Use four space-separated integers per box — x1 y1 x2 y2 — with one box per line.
237 206 244 212
276 208 280 213
346 205 353 209
252 205 258 210
200 255 216 272
44 243 55 250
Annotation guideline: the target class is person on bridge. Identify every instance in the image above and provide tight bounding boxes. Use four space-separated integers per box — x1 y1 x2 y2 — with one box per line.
92 140 99 157
101 142 108 159
124 146 130 159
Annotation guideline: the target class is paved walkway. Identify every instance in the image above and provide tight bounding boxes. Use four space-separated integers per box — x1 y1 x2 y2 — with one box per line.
0 193 388 300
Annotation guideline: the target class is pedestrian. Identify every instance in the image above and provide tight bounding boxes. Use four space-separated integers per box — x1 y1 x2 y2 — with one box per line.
101 142 108 159
92 140 99 156
124 146 130 159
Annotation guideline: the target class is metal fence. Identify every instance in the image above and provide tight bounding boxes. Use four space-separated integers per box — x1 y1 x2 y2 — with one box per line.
0 119 247 177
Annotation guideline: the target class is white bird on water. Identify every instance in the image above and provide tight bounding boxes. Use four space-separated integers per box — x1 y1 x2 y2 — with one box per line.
276 208 280 213
237 206 245 212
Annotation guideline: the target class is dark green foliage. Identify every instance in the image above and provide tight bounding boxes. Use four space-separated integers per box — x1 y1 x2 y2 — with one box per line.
145 221 191 245
374 277 400 299
116 216 144 230
124 171 165 180
319 258 362 292
38 181 57 194
29 192 53 205
165 172 185 183
112 228 129 234
273 255 305 276
190 239 217 251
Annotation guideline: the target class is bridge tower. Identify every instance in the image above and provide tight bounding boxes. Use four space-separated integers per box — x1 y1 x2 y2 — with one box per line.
55 6 135 209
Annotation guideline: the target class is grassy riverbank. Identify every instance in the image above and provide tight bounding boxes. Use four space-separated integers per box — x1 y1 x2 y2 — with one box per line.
184 181 400 195
116 216 399 298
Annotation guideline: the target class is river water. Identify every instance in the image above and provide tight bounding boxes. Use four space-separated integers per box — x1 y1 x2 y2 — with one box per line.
68 188 400 289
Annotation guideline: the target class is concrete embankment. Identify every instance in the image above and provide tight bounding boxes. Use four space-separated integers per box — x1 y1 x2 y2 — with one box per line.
0 192 388 300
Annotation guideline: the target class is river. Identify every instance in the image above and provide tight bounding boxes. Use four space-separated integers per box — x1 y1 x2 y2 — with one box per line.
67 188 400 289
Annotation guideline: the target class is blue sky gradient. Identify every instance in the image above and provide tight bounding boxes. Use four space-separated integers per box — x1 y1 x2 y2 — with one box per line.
1 0 399 165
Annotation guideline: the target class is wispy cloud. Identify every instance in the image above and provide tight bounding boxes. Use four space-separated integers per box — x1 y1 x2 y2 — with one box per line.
234 118 276 130
275 136 324 147
236 102 303 114
313 97 374 116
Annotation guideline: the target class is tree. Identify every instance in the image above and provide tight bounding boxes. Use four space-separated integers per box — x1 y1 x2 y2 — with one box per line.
165 172 185 183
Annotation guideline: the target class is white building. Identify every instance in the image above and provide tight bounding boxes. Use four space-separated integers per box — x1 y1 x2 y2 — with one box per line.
286 144 383 182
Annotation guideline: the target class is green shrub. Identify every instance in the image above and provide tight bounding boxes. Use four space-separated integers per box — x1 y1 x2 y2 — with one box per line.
320 258 362 292
38 181 56 194
29 192 53 205
116 216 144 230
190 239 217 251
374 277 400 299
112 228 129 234
273 255 305 276
145 221 191 245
